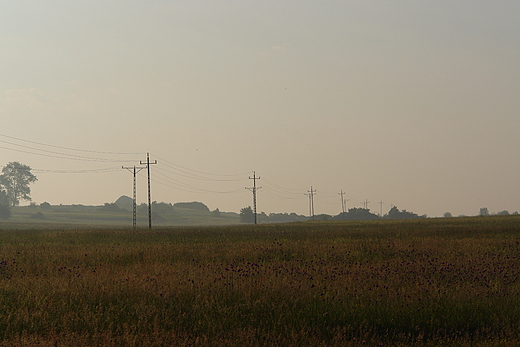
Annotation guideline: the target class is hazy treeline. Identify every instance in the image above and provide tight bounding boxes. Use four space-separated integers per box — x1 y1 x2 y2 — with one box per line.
239 205 426 223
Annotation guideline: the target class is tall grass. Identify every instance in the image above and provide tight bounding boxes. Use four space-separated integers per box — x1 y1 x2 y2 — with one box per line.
0 216 519 346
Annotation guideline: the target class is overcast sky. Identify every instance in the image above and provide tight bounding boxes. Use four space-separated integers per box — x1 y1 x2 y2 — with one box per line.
1 1 519 217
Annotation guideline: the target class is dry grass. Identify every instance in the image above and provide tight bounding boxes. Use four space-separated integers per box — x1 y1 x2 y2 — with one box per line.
0 217 519 346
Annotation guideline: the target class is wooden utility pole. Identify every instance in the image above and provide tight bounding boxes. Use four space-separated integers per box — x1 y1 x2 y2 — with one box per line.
305 186 316 221
246 171 261 224
140 153 157 230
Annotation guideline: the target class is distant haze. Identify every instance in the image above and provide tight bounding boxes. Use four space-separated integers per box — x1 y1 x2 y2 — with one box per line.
1 1 519 217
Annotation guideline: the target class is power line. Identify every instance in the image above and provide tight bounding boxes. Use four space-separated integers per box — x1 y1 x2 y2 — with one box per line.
261 177 305 194
32 167 121 174
152 153 250 178
152 169 244 194
0 133 142 155
153 165 247 182
0 141 139 162
259 186 305 200
0 144 138 162
151 176 244 195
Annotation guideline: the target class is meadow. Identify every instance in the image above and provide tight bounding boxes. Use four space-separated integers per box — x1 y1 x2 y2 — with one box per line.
0 216 519 346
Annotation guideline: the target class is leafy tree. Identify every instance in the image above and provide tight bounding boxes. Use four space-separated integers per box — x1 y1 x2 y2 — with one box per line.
443 212 453 218
268 212 307 223
152 202 174 215
385 206 422 219
174 202 209 212
240 206 255 223
0 162 37 207
479 207 490 216
314 214 332 221
333 208 379 221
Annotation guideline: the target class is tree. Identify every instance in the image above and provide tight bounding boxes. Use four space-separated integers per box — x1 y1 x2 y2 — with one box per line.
479 207 490 217
0 162 37 207
333 208 379 221
385 206 422 219
240 206 255 223
443 212 453 218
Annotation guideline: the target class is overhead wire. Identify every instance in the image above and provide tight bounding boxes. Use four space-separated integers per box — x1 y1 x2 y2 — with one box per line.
152 153 251 178
154 165 248 182
261 177 306 194
0 132 143 155
32 167 122 174
0 141 138 163
152 169 244 195
257 177 306 201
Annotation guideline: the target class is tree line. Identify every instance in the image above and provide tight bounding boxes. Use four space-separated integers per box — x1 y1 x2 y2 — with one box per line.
239 205 426 223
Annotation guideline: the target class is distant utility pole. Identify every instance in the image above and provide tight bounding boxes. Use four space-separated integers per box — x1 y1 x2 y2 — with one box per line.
305 186 316 221
140 153 157 230
339 190 346 214
379 200 384 217
122 165 146 229
246 171 261 224
362 199 370 210
339 190 350 220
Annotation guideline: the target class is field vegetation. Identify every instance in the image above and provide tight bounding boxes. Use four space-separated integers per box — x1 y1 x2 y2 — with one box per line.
8 203 240 227
0 216 519 346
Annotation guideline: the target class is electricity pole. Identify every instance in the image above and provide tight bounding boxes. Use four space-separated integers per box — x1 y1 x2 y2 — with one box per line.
338 190 350 220
339 190 345 214
140 153 157 230
379 200 384 217
305 186 316 221
246 171 261 224
339 190 350 214
122 165 146 229
362 199 370 210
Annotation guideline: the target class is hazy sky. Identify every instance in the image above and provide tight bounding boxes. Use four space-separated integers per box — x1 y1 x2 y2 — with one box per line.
1 1 519 217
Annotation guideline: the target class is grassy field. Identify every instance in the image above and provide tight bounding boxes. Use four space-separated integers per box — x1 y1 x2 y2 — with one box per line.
9 204 240 227
0 216 519 346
